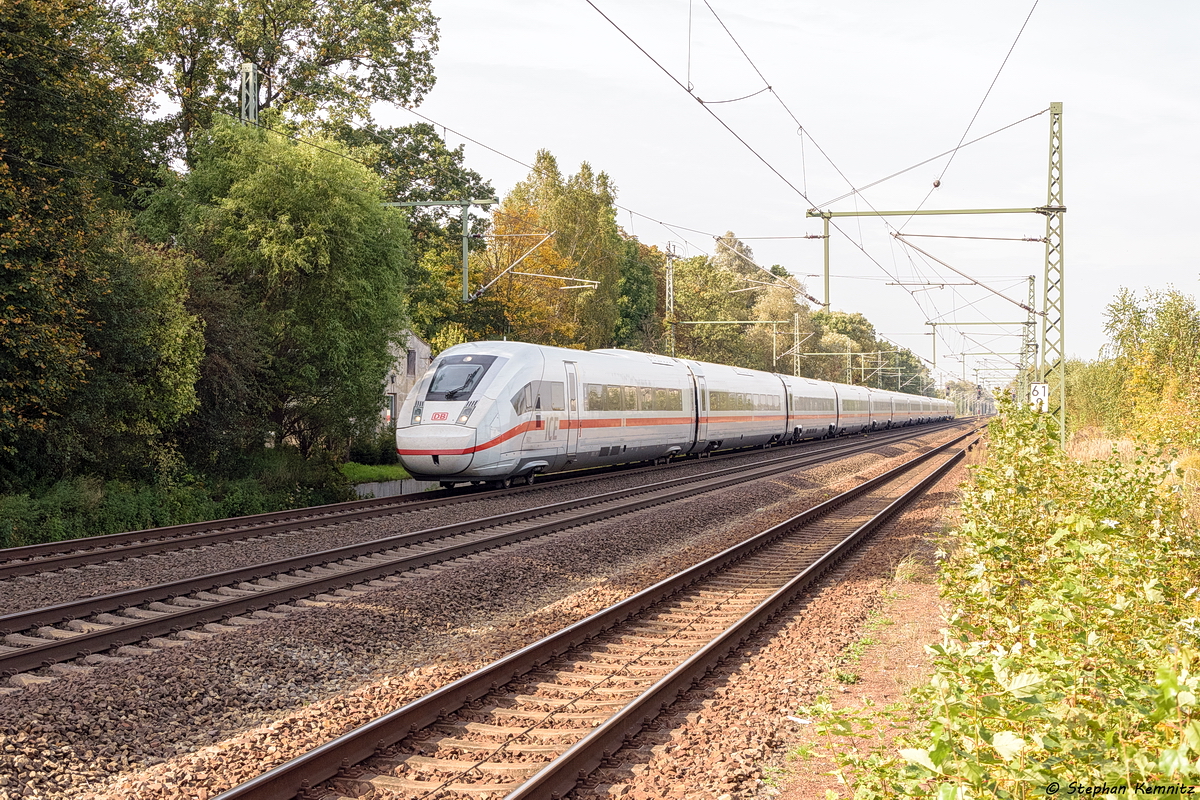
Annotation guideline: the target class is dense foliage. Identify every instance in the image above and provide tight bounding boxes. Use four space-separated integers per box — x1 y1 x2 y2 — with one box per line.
808 402 1199 796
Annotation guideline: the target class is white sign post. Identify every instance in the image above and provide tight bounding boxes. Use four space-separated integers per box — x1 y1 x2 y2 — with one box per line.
1030 382 1050 412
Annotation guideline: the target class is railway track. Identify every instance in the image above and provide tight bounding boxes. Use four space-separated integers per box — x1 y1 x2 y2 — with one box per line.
0 421 967 580
214 427 978 800
0 423 972 682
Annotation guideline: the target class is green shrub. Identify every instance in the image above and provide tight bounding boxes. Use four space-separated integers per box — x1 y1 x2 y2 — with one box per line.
807 400 1200 797
0 449 355 548
348 425 400 466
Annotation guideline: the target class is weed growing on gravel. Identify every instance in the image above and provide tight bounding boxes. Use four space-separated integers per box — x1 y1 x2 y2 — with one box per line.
789 742 819 760
804 399 1200 798
893 554 924 583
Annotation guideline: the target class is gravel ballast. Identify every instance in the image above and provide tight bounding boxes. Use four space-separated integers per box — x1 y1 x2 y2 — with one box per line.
0 427 970 800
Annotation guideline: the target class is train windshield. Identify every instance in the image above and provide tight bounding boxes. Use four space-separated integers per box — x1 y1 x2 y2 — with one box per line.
425 354 499 401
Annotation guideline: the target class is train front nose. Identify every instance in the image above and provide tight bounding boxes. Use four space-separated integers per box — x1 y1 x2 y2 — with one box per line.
395 424 477 476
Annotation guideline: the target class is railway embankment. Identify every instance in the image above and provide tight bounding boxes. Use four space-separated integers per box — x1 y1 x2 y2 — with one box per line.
778 402 1200 797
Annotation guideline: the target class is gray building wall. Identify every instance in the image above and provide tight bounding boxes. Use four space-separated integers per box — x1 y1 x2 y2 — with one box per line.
382 332 432 425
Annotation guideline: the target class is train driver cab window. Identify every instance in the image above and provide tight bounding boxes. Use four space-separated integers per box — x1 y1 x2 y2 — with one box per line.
426 354 499 401
548 382 565 411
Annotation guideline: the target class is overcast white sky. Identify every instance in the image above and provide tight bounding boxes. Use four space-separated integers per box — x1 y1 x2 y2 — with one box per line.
375 0 1199 387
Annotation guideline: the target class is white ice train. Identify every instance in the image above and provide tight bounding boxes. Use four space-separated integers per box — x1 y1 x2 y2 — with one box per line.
395 341 955 489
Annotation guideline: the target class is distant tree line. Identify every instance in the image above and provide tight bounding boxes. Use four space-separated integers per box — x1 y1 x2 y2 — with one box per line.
0 0 934 530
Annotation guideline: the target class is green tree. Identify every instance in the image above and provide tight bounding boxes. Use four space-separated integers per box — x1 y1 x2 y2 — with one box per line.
812 309 877 353
1065 357 1124 435
1098 286 1200 445
334 122 496 344
141 119 412 456
0 0 167 482
672 254 748 364
131 0 439 153
613 238 660 350
507 151 625 349
335 122 493 253
33 220 204 478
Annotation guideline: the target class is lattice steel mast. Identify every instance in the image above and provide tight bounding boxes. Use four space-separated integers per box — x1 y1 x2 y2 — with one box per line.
1039 102 1066 444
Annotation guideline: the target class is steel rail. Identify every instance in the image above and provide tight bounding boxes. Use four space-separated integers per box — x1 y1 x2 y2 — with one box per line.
211 428 978 800
0 420 965 579
509 440 972 799
0 424 971 677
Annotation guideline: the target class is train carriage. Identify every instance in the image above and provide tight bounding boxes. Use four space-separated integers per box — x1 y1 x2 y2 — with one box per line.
867 388 893 431
780 375 839 440
575 350 695 465
688 360 789 451
833 383 873 434
891 393 913 427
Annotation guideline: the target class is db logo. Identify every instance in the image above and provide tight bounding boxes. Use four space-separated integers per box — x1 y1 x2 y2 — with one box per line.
430 412 449 421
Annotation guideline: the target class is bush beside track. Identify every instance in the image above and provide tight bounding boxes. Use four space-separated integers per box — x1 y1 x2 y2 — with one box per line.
0 451 354 549
807 401 1200 797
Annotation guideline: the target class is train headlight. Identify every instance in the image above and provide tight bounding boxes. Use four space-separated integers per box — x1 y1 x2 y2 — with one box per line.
456 400 479 425
411 402 424 425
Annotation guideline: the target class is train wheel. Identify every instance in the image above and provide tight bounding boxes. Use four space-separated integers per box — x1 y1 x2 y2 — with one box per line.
525 472 536 486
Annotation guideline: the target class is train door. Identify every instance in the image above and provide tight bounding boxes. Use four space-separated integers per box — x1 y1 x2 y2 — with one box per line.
564 361 579 458
693 372 708 449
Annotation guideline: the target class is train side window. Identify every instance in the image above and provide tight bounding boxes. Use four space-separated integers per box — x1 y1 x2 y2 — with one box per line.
640 386 654 411
655 387 682 411
548 382 565 411
604 385 622 411
623 386 638 411
585 384 604 411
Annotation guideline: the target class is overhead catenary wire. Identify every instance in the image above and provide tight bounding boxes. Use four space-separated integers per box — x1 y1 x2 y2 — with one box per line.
897 0 1041 231
813 108 1049 208
684 0 1045 378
